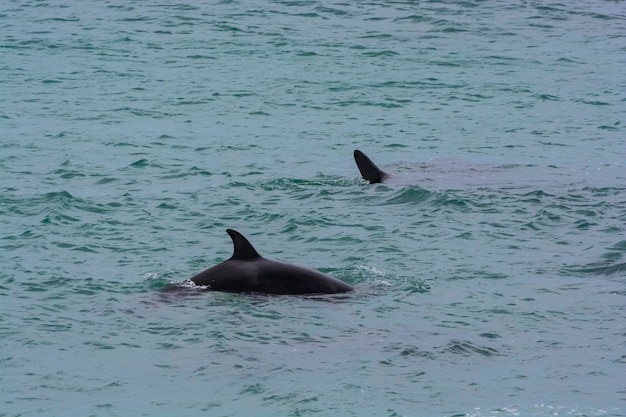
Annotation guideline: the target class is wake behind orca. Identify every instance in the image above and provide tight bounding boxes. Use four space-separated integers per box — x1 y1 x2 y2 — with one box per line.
184 229 353 295
353 148 520 187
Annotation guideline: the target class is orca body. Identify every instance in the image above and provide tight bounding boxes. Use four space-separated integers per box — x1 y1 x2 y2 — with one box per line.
188 229 353 295
354 149 389 184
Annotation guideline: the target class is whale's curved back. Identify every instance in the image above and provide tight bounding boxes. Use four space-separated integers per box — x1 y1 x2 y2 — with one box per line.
354 149 388 184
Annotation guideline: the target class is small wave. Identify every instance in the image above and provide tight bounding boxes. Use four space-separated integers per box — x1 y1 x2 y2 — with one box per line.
382 187 432 205
563 262 626 277
465 404 624 417
43 190 75 203
436 339 501 357
384 342 436 360
361 50 400 57
157 280 209 297
356 265 387 276
563 240 626 278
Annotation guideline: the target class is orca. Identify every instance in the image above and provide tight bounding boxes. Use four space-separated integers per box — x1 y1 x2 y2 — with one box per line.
187 229 353 295
354 149 389 184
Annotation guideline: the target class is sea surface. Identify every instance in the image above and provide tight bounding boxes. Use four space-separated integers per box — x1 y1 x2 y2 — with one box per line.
1 1 625 416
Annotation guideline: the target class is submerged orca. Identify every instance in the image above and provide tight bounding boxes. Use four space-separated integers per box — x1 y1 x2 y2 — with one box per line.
354 149 389 184
187 229 353 295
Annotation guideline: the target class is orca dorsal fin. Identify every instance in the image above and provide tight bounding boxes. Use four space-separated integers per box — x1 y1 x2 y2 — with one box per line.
226 229 262 260
354 149 388 184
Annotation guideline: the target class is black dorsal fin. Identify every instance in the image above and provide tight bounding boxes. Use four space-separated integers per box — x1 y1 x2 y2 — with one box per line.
226 229 262 260
354 149 389 184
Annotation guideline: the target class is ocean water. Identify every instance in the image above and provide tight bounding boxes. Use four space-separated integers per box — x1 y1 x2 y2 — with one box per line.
1 1 625 416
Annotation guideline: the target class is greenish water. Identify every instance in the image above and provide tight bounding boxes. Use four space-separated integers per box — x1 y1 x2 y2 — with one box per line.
1 1 625 416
